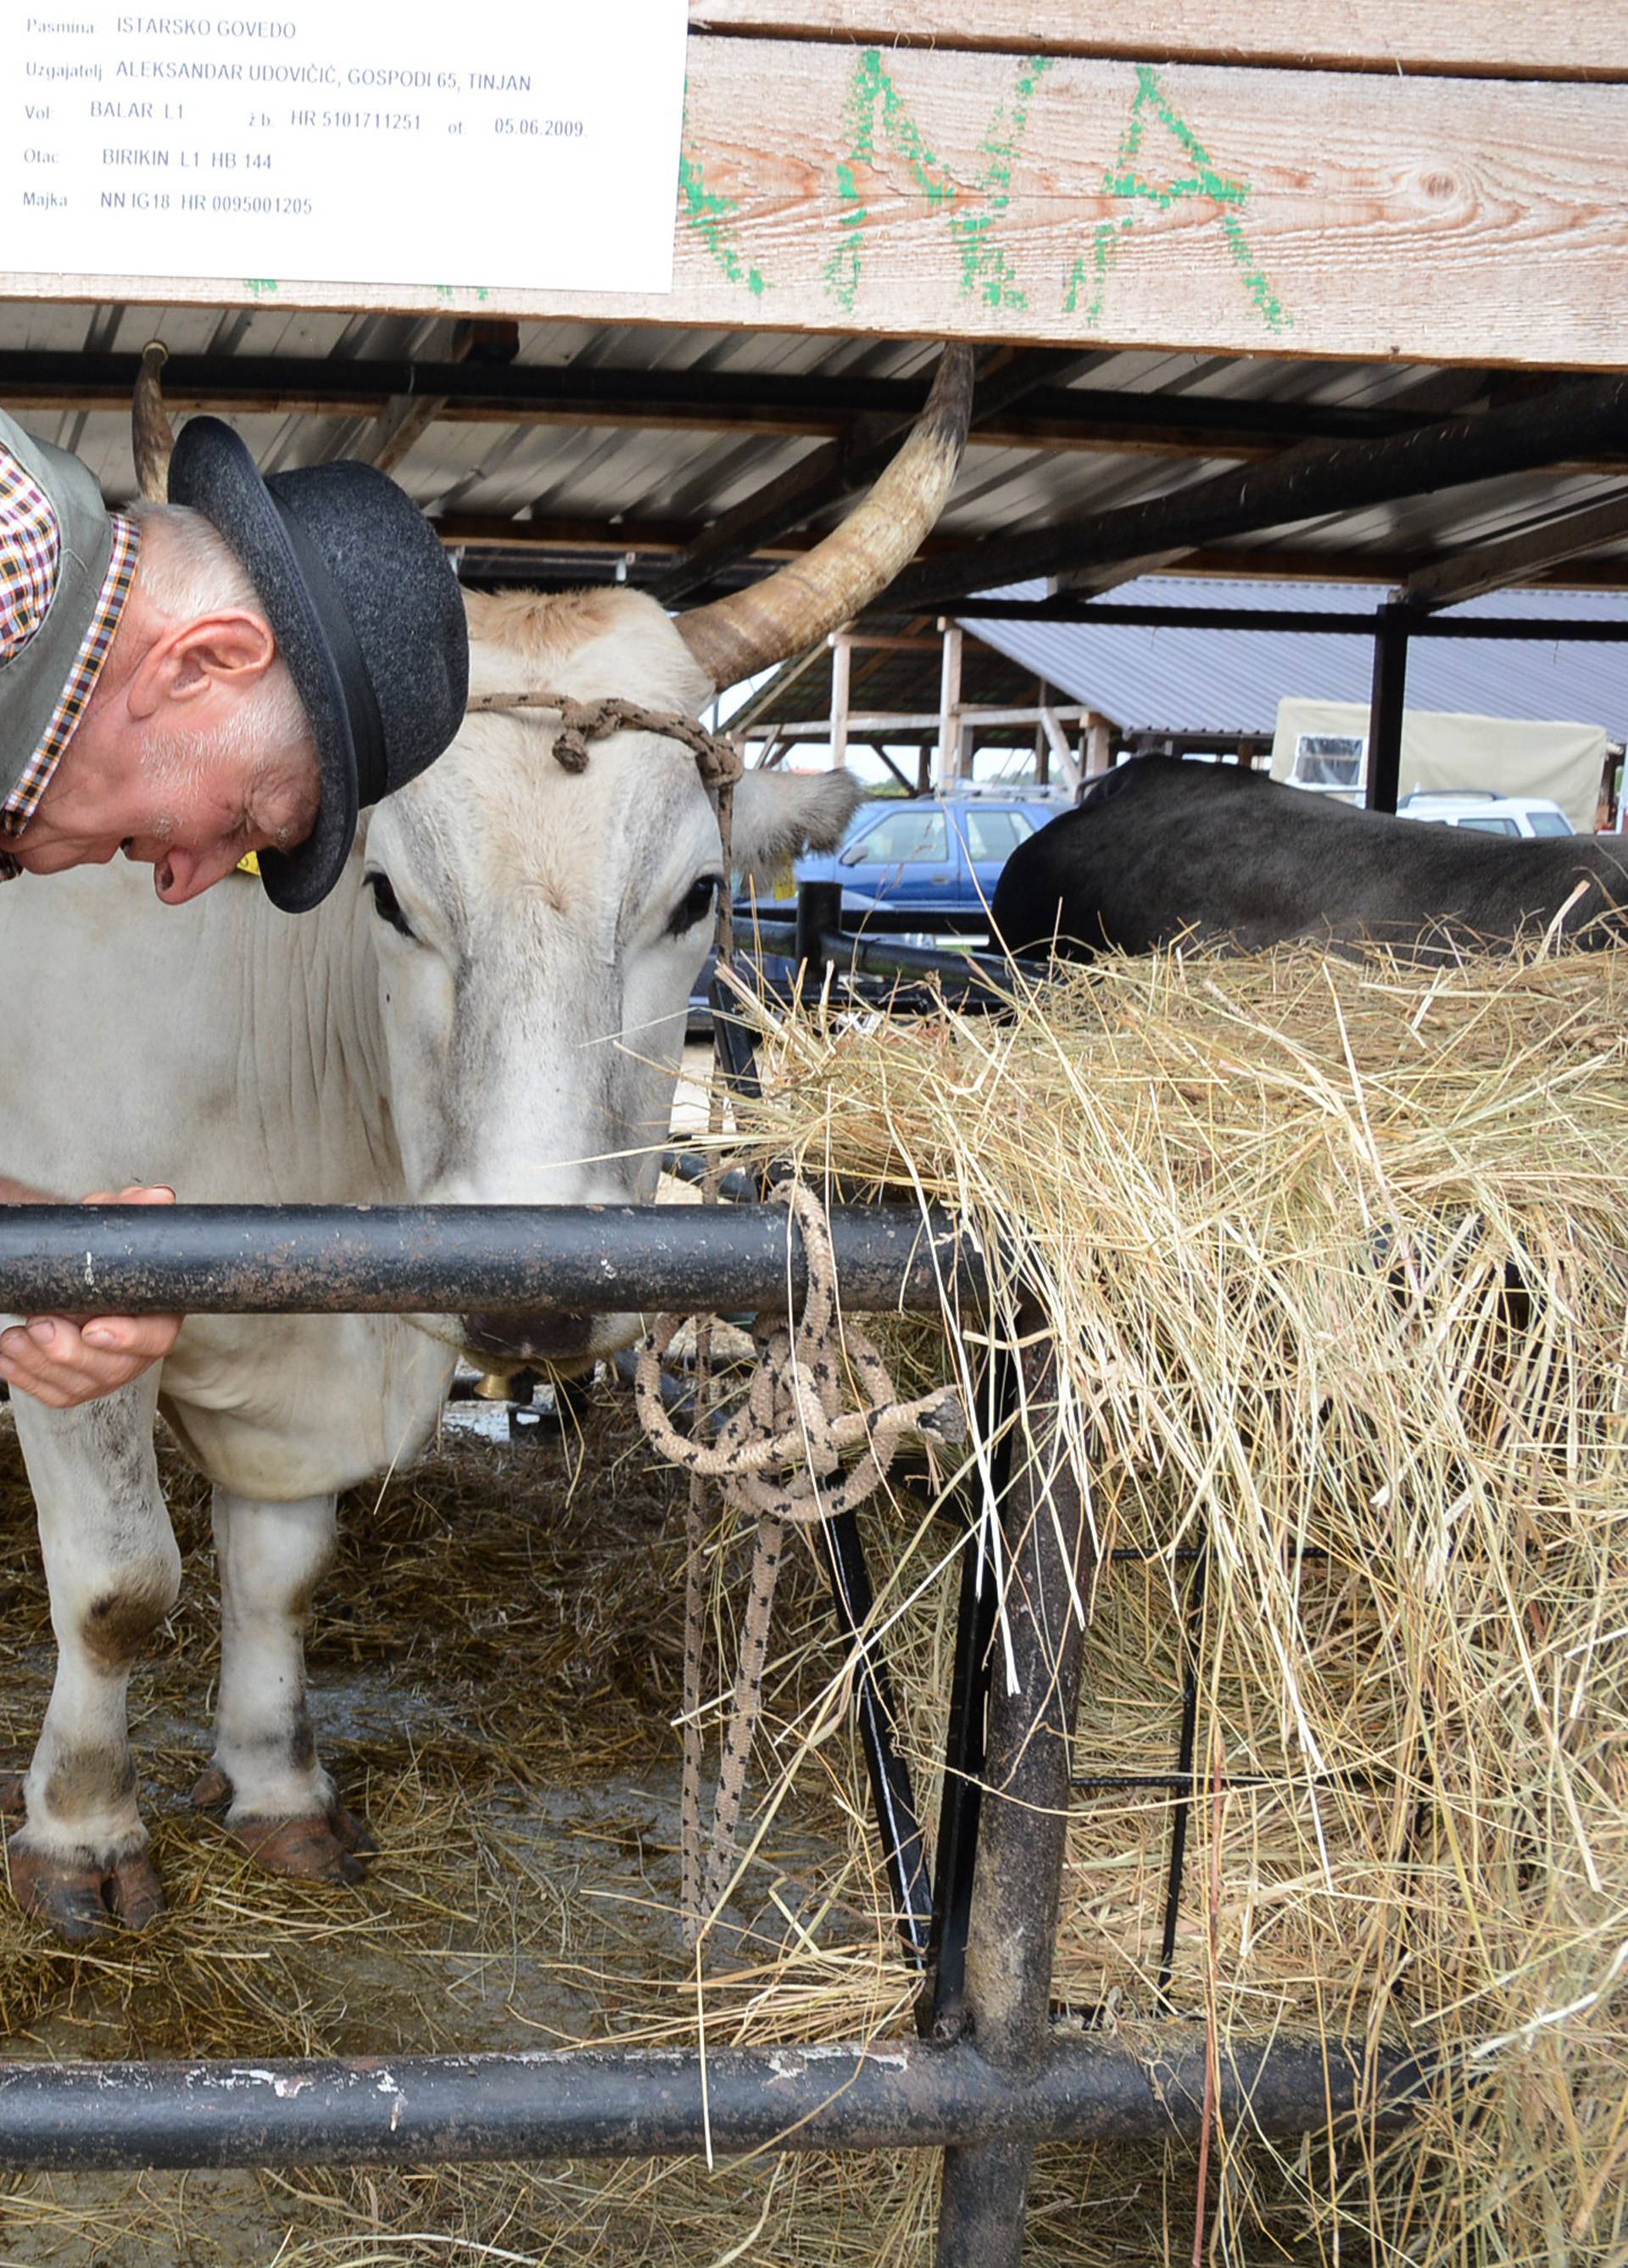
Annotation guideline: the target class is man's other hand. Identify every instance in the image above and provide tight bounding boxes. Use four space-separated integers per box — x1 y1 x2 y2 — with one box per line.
0 1187 183 1410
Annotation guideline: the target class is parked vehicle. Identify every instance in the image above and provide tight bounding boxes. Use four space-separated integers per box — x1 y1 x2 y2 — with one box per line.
743 788 1068 925
694 789 1066 1031
1398 790 1575 839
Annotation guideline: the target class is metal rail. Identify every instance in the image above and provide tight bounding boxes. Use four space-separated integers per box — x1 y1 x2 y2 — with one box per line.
0 1203 986 1317
0 2033 1428 2172
739 911 1048 991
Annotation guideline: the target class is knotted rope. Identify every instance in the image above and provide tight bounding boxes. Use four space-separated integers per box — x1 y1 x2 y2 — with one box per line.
465 690 744 788
634 1181 963 1941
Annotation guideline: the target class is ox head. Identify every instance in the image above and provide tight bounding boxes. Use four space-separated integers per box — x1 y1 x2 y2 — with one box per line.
304 347 975 1372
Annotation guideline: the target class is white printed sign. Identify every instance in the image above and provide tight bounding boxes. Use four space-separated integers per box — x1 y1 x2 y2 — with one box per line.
6 2 689 293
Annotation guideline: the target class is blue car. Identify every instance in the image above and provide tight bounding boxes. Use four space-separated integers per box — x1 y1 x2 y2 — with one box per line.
693 792 1068 1032
741 790 1069 928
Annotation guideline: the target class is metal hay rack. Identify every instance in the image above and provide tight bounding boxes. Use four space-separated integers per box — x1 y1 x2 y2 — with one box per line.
0 891 1428 2267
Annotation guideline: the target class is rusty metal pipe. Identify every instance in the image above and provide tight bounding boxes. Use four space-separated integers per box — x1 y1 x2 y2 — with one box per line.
0 2033 1427 2172
0 1203 985 1316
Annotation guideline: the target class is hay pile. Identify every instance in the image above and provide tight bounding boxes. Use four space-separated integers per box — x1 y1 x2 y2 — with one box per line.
720 941 1628 2266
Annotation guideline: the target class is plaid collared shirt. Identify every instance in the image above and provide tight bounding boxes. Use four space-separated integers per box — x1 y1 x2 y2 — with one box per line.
0 438 141 880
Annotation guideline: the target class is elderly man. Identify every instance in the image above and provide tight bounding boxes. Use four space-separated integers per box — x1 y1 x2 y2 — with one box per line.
0 399 469 1410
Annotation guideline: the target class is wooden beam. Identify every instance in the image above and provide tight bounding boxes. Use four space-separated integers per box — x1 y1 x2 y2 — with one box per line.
1057 550 1197 599
434 511 718 554
1163 545 1628 589
689 3 1628 82
1084 716 1115 778
854 740 919 795
830 630 854 768
1403 490 1628 606
937 623 964 789
830 633 944 652
433 514 1628 595
1038 709 1081 791
0 350 1480 458
726 637 834 733
7 42 1628 368
762 702 1093 735
0 383 1419 465
884 378 1628 615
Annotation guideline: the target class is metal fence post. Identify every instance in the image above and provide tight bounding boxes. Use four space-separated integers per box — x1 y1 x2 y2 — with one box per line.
936 1317 1094 2267
794 878 845 967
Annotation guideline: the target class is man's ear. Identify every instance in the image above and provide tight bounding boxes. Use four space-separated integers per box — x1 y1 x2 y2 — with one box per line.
125 612 277 720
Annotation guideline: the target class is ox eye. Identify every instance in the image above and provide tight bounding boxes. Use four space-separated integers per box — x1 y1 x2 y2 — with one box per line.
669 873 722 936
365 871 415 940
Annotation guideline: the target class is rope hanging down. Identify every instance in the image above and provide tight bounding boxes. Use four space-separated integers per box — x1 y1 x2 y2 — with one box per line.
634 1182 964 1941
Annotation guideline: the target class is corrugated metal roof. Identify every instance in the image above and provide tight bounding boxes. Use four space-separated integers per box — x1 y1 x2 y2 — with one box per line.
8 299 1628 599
962 579 1628 741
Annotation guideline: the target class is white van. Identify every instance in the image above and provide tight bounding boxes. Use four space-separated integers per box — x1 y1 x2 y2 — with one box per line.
1397 790 1574 839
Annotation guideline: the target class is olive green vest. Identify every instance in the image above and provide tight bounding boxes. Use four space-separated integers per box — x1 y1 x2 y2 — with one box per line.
0 405 117 806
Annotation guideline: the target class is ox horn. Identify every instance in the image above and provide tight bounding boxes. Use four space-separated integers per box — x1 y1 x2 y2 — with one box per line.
677 341 975 692
132 340 175 503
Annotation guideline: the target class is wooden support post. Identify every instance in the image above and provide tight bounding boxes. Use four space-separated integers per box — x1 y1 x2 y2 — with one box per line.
1038 709 1081 791
937 620 964 790
830 629 854 770
1084 714 1114 778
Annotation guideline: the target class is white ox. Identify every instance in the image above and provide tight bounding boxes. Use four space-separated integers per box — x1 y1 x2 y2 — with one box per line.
0 588 856 1936
0 344 975 1940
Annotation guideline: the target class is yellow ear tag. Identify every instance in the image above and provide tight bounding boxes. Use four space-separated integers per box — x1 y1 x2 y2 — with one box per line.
767 859 796 902
235 851 262 879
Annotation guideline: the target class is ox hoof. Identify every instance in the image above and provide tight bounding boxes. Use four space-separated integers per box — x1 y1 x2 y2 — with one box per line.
190 1764 232 1812
7 1842 166 1943
230 1805 377 1886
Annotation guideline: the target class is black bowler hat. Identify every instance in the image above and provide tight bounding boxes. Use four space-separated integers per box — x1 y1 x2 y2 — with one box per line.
167 416 469 913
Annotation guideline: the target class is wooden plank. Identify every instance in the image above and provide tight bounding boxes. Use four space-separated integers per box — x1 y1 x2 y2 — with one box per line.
1403 493 1628 604
4 42 1627 368
689 3 1628 82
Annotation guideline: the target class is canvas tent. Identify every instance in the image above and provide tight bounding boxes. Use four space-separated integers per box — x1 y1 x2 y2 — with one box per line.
1270 699 1610 831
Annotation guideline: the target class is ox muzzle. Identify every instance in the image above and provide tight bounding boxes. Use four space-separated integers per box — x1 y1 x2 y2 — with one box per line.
460 1308 605 1376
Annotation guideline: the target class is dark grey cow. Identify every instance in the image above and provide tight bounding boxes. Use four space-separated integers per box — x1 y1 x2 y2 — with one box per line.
991 757 1628 962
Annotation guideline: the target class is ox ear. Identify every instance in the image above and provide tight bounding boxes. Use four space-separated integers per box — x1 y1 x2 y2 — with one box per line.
728 767 862 891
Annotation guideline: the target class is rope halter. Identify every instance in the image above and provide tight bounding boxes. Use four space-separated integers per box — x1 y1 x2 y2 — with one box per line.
464 690 744 788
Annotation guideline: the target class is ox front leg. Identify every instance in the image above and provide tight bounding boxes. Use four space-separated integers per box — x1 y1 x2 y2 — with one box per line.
3 1379 177 1941
195 1489 375 1885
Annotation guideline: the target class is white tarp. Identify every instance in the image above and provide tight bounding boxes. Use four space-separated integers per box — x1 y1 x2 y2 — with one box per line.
1271 700 1608 831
